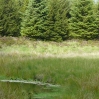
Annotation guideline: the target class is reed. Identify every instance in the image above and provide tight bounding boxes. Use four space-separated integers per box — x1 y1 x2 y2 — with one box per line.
0 37 99 99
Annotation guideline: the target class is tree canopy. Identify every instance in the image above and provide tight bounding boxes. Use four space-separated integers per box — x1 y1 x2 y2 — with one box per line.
69 0 98 39
0 0 99 41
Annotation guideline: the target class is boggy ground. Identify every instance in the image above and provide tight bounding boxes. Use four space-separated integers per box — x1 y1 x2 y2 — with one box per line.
0 37 99 99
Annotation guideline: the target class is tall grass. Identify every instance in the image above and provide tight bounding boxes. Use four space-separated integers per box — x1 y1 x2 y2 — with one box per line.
0 55 99 98
0 37 99 58
0 37 99 98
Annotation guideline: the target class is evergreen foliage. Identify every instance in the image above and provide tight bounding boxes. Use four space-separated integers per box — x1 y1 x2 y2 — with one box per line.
0 0 99 41
69 0 98 40
21 0 47 40
96 1 99 37
21 0 70 41
43 0 70 41
0 0 21 36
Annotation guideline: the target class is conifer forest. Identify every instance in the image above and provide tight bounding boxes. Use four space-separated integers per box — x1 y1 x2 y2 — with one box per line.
0 0 99 41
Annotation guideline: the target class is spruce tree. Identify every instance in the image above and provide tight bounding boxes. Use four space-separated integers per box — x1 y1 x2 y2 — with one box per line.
96 1 99 37
21 0 70 41
0 0 21 36
43 0 70 41
21 0 47 40
69 0 98 39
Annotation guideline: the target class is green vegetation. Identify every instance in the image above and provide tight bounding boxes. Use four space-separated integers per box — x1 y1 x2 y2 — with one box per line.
1 54 99 99
21 0 70 41
21 0 47 40
0 37 99 99
96 1 99 33
0 0 99 41
0 0 99 98
69 0 98 39
42 0 70 41
1 37 99 57
0 0 21 36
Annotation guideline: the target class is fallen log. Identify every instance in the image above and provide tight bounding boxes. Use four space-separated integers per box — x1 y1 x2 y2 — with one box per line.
0 80 60 88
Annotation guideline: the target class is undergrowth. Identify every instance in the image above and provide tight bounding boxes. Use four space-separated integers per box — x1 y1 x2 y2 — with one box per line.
0 37 99 99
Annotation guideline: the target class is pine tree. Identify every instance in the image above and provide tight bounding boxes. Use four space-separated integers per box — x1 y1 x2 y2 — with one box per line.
21 0 47 40
69 0 98 39
96 1 99 37
21 0 70 41
54 0 70 41
0 0 21 36
43 0 70 41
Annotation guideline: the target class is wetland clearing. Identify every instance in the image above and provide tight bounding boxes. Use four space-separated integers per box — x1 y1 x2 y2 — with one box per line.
0 37 99 99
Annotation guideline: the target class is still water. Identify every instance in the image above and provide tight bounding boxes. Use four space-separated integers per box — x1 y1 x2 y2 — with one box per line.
0 81 60 99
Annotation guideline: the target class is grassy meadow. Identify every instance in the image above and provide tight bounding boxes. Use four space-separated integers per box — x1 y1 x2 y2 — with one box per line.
0 37 99 99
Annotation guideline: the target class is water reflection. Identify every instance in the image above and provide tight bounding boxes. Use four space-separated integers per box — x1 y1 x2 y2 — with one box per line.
0 81 60 99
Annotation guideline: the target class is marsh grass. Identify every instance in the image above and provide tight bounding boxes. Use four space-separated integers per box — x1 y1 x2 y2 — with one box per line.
1 55 99 98
1 37 99 58
1 37 99 98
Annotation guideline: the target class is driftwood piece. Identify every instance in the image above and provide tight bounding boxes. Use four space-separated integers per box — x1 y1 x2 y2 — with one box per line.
0 80 60 88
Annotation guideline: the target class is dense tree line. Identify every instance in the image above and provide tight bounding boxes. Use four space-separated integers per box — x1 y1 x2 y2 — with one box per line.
69 0 98 39
0 0 99 41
